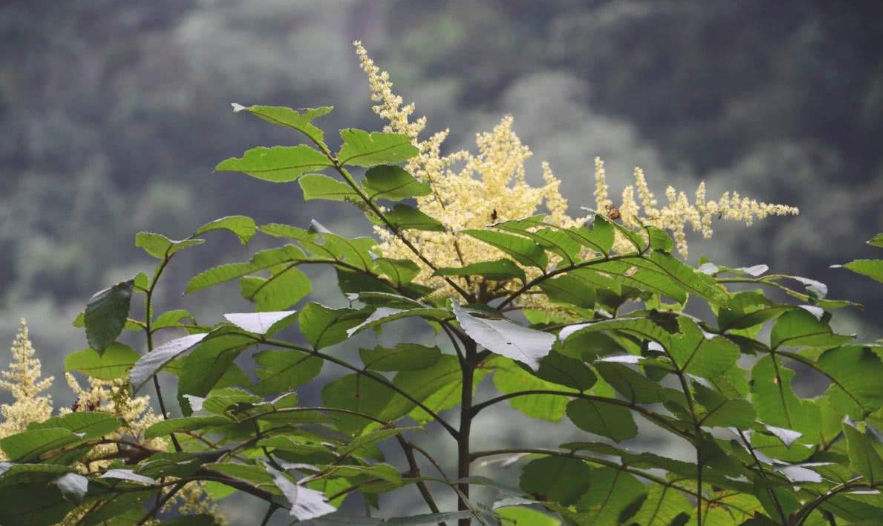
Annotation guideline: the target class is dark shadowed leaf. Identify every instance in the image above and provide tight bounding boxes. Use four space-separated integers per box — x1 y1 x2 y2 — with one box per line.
84 279 134 353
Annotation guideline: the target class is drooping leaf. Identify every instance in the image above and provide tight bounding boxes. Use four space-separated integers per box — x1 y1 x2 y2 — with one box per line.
84 279 134 353
64 343 140 381
194 215 257 245
29 412 122 440
337 129 418 167
453 302 555 370
363 165 431 201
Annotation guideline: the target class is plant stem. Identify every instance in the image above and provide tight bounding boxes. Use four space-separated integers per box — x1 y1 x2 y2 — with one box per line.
457 340 477 526
145 253 182 452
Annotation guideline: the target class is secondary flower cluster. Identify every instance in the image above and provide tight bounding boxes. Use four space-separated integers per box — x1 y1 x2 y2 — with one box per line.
354 41 797 297
0 321 224 525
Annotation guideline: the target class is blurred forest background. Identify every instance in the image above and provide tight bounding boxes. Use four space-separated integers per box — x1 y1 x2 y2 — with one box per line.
2 0 883 520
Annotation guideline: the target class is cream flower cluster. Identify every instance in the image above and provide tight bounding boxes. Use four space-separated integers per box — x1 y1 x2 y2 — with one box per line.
353 41 797 299
617 167 799 256
0 322 224 525
0 320 53 454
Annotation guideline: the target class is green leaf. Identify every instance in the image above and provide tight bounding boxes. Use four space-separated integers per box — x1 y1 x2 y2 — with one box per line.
195 215 257 245
84 279 134 353
252 350 324 395
300 303 367 350
223 310 298 336
130 333 208 391
176 332 255 411
346 307 450 337
360 344 441 371
693 383 756 429
363 165 431 201
839 259 883 284
496 507 559 526
818 344 883 417
0 484 76 526
385 355 489 424
628 484 692 526
0 428 81 461
535 351 597 391
135 232 204 259
379 204 445 231
337 129 418 167
375 258 421 287
594 362 662 404
186 262 257 294
572 467 646 525
843 420 883 485
154 309 194 330
645 252 729 305
322 373 398 435
566 399 638 442
64 343 140 381
300 173 359 202
750 355 820 442
216 145 332 183
453 302 555 371
144 416 231 440
243 265 312 311
265 464 336 520
519 455 590 506
232 104 332 147
646 226 674 252
463 229 548 269
434 259 526 283
566 215 615 254
668 317 740 378
30 412 121 440
539 274 596 309
491 358 574 421
770 309 853 349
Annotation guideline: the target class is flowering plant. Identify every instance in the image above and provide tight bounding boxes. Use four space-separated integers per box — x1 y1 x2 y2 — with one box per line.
3 42 882 526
